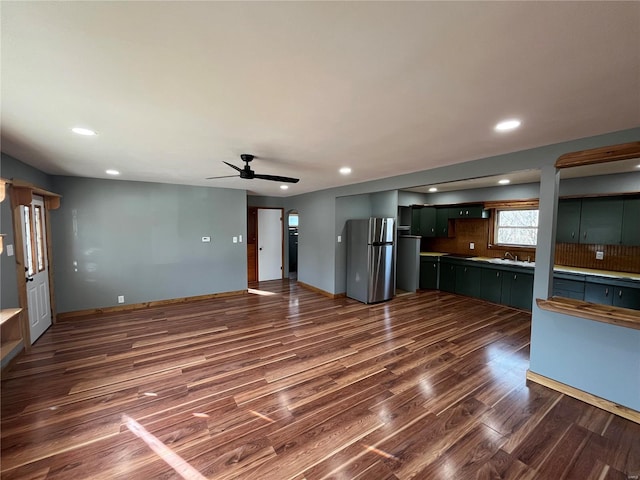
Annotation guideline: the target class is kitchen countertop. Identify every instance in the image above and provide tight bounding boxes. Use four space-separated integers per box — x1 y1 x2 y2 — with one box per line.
420 252 640 282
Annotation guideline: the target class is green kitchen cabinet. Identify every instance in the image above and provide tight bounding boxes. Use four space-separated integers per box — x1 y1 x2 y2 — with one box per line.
455 265 481 297
621 197 640 246
420 207 436 237
585 280 640 310
584 282 614 305
501 271 534 311
411 206 436 237
450 204 488 219
439 260 456 293
411 207 421 236
419 257 438 289
480 268 503 304
552 277 585 300
435 207 451 237
613 285 640 310
556 199 582 244
579 197 624 245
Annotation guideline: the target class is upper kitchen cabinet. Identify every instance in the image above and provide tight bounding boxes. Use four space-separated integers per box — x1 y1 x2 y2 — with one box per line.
556 199 582 243
579 197 624 245
622 197 640 246
450 204 489 219
556 195 640 246
435 207 451 237
410 206 436 237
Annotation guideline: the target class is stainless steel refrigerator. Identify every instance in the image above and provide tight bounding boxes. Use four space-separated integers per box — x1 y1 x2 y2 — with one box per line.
346 217 395 304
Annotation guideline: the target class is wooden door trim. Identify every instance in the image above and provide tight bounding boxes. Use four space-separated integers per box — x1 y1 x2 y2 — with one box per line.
9 181 61 348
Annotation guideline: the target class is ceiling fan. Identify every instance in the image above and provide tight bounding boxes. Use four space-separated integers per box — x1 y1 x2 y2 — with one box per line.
206 154 299 183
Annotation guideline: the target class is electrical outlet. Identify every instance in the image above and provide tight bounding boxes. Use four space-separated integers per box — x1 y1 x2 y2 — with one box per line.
337 235 342 243
201 236 211 243
117 295 125 304
469 242 475 250
233 236 238 243
595 251 604 260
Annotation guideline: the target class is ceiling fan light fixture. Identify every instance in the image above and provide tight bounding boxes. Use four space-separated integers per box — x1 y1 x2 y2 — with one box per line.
494 119 521 132
339 167 352 175
72 127 97 136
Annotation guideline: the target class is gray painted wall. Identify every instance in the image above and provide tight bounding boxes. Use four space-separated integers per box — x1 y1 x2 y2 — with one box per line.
50 176 247 313
369 190 398 218
334 194 372 294
398 190 427 206
287 191 336 294
1 154 54 310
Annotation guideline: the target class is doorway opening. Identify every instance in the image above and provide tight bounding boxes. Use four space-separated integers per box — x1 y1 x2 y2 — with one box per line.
288 211 299 279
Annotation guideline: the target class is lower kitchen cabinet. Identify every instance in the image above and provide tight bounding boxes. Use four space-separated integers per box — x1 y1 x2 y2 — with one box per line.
552 277 585 300
503 272 534 310
439 261 456 293
613 285 640 310
480 268 503 304
585 280 640 310
419 258 438 289
584 282 614 305
455 265 481 297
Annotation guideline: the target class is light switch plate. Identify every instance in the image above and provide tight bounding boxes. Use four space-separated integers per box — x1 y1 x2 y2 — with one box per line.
337 235 342 243
233 236 238 243
239 235 243 243
6 244 14 256
595 251 604 260
201 236 211 243
470 242 475 250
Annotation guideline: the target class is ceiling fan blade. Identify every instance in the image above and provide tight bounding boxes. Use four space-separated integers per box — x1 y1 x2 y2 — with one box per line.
253 173 300 183
205 174 238 180
223 161 243 172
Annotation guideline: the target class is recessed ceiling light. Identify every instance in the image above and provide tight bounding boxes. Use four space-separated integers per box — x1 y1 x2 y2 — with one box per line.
494 119 521 132
428 187 438 192
72 127 97 136
339 167 352 175
498 179 510 185
106 169 120 176
280 185 289 190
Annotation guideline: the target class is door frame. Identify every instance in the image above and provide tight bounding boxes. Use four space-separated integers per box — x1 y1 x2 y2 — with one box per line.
9 179 60 348
247 206 285 282
257 207 284 281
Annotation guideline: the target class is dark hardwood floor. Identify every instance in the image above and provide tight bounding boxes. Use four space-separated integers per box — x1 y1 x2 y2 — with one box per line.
1 280 638 479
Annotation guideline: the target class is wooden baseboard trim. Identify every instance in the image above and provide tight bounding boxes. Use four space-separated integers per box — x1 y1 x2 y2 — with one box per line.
526 369 640 424
297 281 345 299
57 290 248 321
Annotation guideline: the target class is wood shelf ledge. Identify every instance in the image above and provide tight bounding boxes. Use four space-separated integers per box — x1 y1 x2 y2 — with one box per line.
0 308 22 326
536 297 640 330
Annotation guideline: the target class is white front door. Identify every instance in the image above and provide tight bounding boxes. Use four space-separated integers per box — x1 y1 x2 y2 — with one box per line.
20 196 52 343
257 208 283 281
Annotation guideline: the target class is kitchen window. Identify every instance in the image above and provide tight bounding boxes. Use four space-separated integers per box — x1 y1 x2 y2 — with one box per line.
495 209 539 246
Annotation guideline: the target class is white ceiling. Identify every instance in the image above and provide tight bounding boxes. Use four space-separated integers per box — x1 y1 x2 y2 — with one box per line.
2 2 639 197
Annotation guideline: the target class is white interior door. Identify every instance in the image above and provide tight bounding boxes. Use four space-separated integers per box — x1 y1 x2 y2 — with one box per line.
20 196 52 343
257 208 283 281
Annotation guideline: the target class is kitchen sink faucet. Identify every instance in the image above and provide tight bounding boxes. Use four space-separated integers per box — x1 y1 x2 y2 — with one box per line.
504 251 515 260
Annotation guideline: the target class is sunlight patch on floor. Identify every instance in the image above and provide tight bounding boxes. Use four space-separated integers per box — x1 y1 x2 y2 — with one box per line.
248 288 277 296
